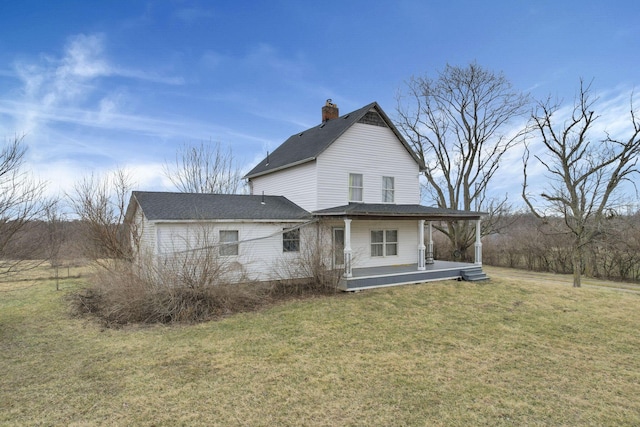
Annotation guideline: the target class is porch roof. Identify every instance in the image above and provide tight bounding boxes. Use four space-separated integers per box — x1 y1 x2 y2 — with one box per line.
313 203 484 221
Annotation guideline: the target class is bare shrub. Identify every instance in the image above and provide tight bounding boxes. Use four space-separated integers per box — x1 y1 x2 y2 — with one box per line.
270 223 343 296
71 221 350 326
71 261 269 326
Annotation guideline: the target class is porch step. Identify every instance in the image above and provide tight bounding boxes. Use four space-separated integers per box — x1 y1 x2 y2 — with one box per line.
461 267 489 282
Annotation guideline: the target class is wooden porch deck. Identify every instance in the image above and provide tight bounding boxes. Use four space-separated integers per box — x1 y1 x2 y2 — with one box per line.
339 261 487 291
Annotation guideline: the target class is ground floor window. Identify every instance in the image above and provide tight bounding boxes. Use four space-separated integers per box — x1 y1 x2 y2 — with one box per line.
219 230 239 256
371 229 398 257
283 228 300 252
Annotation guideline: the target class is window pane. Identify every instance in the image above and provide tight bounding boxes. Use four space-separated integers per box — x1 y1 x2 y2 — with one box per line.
350 187 362 202
349 173 363 202
382 176 394 203
386 243 398 256
350 173 363 187
371 243 383 257
386 230 398 243
219 230 238 256
283 228 300 252
383 176 393 189
371 230 383 256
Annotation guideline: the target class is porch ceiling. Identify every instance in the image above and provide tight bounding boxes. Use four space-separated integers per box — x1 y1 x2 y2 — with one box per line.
313 203 484 221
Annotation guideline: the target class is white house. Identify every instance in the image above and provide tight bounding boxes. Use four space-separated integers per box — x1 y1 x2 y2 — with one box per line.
126 101 487 290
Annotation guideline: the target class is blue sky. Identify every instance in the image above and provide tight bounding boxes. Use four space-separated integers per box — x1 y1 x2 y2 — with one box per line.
0 0 638 205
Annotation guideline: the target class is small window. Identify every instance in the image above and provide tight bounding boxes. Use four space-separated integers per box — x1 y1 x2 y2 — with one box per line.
349 173 363 202
382 176 394 203
219 230 239 256
283 228 300 252
371 229 398 257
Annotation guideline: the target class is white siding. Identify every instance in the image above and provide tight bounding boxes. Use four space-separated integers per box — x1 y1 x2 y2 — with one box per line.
316 123 420 210
321 219 420 269
347 219 420 269
132 206 156 260
154 221 312 281
250 161 317 211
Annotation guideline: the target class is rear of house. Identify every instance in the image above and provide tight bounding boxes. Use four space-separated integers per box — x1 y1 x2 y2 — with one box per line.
126 100 488 290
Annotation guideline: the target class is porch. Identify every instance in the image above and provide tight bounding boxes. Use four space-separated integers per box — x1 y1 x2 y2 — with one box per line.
314 202 488 292
339 260 488 291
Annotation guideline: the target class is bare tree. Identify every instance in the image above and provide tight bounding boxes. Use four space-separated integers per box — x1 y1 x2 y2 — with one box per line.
44 199 66 268
164 140 243 194
0 135 50 274
68 169 135 265
522 80 640 287
396 63 529 259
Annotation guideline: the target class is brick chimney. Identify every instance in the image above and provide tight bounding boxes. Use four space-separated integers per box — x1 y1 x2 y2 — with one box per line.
322 99 339 121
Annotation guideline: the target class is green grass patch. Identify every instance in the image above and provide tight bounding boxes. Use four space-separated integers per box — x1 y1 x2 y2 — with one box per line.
1 265 639 425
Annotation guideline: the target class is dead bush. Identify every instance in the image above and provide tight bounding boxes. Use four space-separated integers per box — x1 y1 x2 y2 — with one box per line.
270 225 343 296
70 263 269 326
71 223 347 326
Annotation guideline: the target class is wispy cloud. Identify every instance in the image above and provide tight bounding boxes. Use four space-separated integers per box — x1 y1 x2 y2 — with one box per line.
8 33 184 134
0 33 209 194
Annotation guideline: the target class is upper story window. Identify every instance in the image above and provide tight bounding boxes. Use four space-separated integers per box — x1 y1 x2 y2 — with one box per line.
349 173 363 202
219 230 239 256
382 176 395 203
283 228 300 252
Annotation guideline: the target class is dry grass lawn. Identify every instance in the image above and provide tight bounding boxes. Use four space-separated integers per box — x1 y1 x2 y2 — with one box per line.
1 264 639 425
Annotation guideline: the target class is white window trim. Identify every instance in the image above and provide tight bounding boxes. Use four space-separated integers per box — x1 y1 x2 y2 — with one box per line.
219 230 239 256
382 176 395 203
370 229 398 257
283 228 300 253
349 173 364 202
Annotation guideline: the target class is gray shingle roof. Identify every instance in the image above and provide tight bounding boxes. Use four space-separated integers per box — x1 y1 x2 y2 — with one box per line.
244 102 424 179
130 191 311 221
313 203 484 220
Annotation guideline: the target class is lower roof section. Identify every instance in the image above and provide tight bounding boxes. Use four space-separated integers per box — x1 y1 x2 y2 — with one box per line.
128 192 483 223
313 203 484 221
129 191 312 221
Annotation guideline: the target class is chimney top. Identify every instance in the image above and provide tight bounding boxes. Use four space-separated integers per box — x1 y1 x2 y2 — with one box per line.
322 99 339 122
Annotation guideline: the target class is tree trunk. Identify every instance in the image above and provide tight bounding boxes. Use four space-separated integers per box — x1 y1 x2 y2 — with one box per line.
572 250 582 288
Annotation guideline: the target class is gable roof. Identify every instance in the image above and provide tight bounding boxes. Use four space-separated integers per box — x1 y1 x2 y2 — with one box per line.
244 102 424 179
128 191 311 221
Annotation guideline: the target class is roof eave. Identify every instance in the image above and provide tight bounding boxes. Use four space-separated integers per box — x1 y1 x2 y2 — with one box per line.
244 157 316 179
148 217 312 223
312 207 484 220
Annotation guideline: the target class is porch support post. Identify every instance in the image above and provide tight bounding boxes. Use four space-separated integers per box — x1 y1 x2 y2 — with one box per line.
343 218 352 278
474 219 482 265
426 221 434 264
417 219 426 270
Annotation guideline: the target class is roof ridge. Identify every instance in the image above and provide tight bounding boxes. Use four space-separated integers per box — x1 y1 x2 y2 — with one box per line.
244 102 381 179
